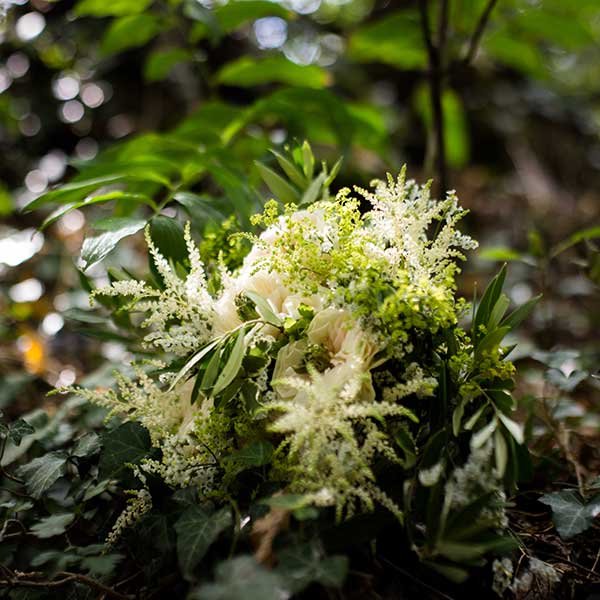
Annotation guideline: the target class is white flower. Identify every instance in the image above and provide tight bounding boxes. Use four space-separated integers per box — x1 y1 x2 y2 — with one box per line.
307 308 378 367
272 340 308 400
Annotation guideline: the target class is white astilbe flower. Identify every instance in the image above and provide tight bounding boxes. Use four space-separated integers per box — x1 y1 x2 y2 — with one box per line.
92 224 214 356
106 487 152 547
266 358 421 521
356 167 478 287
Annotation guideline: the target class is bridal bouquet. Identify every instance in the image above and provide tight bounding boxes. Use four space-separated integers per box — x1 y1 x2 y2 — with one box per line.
71 159 534 579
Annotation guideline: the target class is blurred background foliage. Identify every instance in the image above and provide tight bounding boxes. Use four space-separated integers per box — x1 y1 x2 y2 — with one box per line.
0 0 599 547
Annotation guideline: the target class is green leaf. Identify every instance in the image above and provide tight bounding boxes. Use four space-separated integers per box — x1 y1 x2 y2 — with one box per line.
423 560 469 583
40 191 154 231
149 215 188 265
200 344 223 393
101 15 163 56
225 441 274 468
75 0 153 17
173 192 225 224
217 56 329 89
300 171 326 206
551 225 600 257
479 246 524 262
80 553 124 577
71 432 102 458
484 31 546 78
255 161 299 204
192 555 287 600
270 150 307 188
98 422 151 480
349 10 426 69
539 490 600 539
501 294 541 330
144 48 193 82
30 513 75 539
471 417 497 449
212 328 247 397
17 451 68 499
23 174 133 212
244 291 282 327
215 1 290 33
80 218 146 271
276 543 348 593
8 419 35 445
494 428 508 478
475 326 510 358
474 264 507 334
175 505 232 579
488 294 511 331
497 412 524 445
169 338 222 390
301 141 315 180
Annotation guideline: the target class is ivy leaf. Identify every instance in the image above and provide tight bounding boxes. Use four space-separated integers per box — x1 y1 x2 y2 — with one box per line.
8 419 35 446
80 218 146 271
80 553 124 577
30 513 75 539
71 432 102 458
276 542 348 593
539 490 600 539
98 422 151 480
17 451 68 499
174 505 232 579
224 441 274 468
191 555 288 600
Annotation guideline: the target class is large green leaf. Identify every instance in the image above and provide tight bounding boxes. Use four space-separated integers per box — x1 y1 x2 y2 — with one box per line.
101 15 163 56
80 218 147 271
17 451 68 499
349 11 426 69
414 86 470 168
30 513 75 539
217 56 329 89
98 422 151 480
276 543 348 593
144 48 193 82
539 490 600 539
75 0 153 17
174 505 232 579
149 216 188 265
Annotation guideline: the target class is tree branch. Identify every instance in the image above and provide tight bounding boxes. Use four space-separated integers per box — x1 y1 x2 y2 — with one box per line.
463 0 498 66
0 570 134 600
418 0 448 195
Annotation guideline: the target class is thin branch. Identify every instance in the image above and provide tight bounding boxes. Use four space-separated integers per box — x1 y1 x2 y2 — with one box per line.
437 0 450 53
463 0 499 65
418 0 448 194
0 571 134 600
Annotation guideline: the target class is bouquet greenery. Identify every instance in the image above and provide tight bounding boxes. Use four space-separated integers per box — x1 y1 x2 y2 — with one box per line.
70 151 534 580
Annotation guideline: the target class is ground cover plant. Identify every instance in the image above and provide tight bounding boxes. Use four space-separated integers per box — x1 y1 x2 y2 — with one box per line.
1 0 599 598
